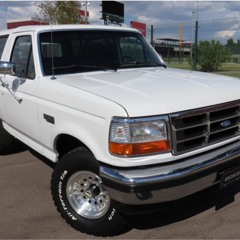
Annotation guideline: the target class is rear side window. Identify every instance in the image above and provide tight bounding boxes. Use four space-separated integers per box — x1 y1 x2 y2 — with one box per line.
0 35 9 59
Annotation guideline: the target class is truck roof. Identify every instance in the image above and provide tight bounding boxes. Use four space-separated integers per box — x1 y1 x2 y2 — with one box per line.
0 24 139 35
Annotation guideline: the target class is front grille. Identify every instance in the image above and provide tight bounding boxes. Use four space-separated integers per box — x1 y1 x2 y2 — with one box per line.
170 100 240 155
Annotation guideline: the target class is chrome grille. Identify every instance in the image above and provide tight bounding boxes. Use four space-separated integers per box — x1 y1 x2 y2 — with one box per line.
170 101 240 155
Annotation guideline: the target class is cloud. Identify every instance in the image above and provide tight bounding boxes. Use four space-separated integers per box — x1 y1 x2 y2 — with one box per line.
0 1 37 29
88 1 104 25
8 5 36 17
215 30 235 39
230 23 240 31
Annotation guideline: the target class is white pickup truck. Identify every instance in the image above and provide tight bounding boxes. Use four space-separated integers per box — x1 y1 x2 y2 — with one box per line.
0 24 240 236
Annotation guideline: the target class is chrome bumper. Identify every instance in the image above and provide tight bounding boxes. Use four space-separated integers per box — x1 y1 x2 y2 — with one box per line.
100 142 240 205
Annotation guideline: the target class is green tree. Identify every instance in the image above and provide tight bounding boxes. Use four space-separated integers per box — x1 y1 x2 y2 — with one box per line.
226 38 235 47
189 40 230 72
36 1 87 24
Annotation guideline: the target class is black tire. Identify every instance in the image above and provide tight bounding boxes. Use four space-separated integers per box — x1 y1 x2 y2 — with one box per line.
51 147 126 236
0 120 14 154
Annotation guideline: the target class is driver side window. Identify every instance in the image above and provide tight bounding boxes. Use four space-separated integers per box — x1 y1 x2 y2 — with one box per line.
10 35 35 79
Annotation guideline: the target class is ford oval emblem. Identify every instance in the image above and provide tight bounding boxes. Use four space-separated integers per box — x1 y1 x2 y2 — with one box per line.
220 120 231 128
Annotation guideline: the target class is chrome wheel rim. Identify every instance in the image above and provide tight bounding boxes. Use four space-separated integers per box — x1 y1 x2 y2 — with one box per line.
66 171 110 219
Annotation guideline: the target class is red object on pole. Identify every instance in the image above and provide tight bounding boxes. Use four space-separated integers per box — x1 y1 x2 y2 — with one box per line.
130 21 146 37
80 9 89 17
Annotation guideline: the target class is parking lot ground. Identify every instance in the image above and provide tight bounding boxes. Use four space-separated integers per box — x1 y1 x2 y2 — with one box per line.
1 142 240 239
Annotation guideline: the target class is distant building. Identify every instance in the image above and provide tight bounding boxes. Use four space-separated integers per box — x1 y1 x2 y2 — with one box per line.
226 45 240 63
154 38 191 60
7 18 49 29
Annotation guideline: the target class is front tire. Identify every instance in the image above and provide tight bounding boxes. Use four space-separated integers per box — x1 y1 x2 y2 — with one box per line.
51 147 126 236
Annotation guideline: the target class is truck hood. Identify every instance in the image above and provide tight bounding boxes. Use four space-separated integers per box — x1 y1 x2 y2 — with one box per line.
57 67 240 116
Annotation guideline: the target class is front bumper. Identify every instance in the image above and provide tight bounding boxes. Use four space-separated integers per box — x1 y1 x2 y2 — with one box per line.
100 142 240 205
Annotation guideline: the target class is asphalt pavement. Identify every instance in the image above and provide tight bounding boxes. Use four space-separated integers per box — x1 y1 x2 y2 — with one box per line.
1 140 240 239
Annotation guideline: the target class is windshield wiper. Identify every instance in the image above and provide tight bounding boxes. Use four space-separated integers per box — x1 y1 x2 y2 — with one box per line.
53 64 105 70
53 64 118 72
119 61 167 69
120 61 149 67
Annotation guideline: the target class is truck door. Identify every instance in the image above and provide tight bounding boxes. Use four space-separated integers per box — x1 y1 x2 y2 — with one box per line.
2 34 41 151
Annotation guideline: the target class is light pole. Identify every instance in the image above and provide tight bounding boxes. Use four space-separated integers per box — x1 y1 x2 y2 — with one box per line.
192 1 199 71
191 10 195 62
81 1 90 23
193 20 199 70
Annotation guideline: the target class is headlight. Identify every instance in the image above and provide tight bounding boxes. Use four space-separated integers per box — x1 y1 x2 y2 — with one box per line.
109 117 170 156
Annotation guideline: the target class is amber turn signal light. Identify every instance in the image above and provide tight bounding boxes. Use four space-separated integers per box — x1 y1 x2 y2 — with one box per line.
109 140 170 156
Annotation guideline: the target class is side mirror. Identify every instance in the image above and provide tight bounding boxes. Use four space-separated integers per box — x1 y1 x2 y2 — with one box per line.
0 61 15 75
0 61 25 103
12 78 26 93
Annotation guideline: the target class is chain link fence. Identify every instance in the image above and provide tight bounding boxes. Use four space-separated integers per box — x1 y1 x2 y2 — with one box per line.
148 17 240 65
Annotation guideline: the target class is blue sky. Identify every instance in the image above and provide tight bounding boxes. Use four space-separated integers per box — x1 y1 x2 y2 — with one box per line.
0 1 240 44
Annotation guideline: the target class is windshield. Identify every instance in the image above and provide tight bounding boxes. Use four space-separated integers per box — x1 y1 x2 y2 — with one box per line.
39 30 165 75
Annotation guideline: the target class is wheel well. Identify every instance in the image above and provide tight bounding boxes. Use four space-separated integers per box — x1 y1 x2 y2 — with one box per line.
55 134 90 159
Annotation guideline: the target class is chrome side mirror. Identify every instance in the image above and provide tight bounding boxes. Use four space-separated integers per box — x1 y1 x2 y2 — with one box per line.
0 61 24 103
0 61 15 75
